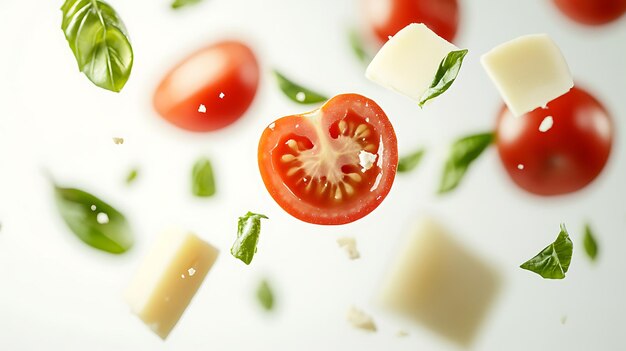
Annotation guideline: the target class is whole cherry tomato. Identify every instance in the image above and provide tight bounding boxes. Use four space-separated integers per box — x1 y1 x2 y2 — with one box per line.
553 0 626 25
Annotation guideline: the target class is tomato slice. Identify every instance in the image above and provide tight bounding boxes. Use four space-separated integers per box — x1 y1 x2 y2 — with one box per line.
153 41 259 132
258 94 398 225
495 87 613 196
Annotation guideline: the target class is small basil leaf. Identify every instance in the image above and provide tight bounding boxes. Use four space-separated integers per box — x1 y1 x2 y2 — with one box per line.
54 185 134 254
349 28 371 64
231 212 268 265
418 49 468 107
256 280 274 311
61 0 134 92
438 132 494 194
273 70 328 104
171 0 202 9
520 224 573 279
397 149 425 173
192 158 216 197
583 224 598 261
125 168 138 185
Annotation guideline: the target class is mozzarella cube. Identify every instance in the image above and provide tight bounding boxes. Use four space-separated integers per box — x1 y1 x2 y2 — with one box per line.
380 217 499 346
125 230 219 339
366 23 459 101
481 34 574 117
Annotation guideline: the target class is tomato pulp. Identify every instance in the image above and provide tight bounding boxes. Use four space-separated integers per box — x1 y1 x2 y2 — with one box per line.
153 41 260 132
495 87 613 196
258 94 398 225
363 0 459 45
553 0 626 25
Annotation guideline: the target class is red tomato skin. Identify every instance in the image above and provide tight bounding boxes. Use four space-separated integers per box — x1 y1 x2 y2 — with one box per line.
153 41 259 132
496 87 613 196
258 94 398 225
553 0 626 25
364 0 459 45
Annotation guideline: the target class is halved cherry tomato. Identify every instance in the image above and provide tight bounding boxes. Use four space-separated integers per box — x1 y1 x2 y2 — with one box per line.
363 0 459 45
258 94 398 225
153 41 259 132
553 0 626 25
496 87 613 196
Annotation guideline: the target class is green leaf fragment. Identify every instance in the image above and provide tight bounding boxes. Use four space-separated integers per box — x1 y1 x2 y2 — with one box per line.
192 158 216 197
54 185 134 254
256 280 274 311
438 132 494 194
273 70 328 104
583 224 598 261
418 49 468 107
520 224 573 279
61 0 134 92
125 168 138 185
397 149 425 173
171 0 203 9
231 212 268 265
349 28 371 64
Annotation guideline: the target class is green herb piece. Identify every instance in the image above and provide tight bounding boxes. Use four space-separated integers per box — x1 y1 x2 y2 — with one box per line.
61 0 134 92
438 132 493 194
583 224 598 261
397 149 425 173
256 280 274 311
520 224 573 279
231 212 268 265
349 28 370 64
54 185 134 254
418 49 468 107
125 168 138 185
192 158 216 197
171 0 202 9
273 70 328 104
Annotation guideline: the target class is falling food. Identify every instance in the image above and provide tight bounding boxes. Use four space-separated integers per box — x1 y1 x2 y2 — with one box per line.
346 306 377 332
337 237 360 259
112 137 124 145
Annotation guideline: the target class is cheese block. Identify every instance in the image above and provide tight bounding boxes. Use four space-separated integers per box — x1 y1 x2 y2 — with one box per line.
380 217 499 346
366 23 459 101
125 230 219 339
481 34 574 117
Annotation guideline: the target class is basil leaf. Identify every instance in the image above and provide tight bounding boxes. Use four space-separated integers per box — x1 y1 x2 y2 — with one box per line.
61 0 134 92
273 70 328 104
418 49 468 107
438 132 493 194
583 224 598 261
171 0 202 9
349 28 370 64
231 212 268 265
54 185 134 254
256 279 274 311
191 158 216 197
520 224 573 279
125 168 138 185
397 149 425 173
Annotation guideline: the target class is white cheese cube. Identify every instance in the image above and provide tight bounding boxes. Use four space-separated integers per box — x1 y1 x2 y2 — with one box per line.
125 230 219 339
481 34 574 117
366 23 459 101
380 217 499 346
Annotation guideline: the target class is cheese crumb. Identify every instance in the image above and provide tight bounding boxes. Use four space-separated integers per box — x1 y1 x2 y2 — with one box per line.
358 151 377 172
539 116 554 132
112 137 124 145
96 212 109 224
347 306 377 332
397 330 409 337
337 237 360 260
198 104 207 113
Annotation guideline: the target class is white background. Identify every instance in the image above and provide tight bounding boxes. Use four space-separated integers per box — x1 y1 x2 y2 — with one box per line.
0 0 625 350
